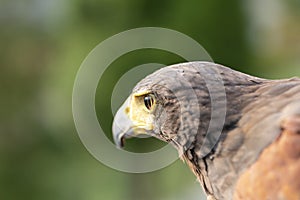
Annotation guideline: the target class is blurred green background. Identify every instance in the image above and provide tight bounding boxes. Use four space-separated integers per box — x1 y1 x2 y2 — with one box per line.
1 0 300 200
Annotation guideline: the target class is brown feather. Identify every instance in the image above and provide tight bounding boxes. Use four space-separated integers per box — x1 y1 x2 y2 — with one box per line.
118 62 300 200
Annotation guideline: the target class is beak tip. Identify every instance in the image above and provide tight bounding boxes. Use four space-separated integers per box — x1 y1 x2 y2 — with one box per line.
113 134 125 149
112 97 133 149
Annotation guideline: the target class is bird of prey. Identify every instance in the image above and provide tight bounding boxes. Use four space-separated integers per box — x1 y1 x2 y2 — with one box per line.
112 62 300 200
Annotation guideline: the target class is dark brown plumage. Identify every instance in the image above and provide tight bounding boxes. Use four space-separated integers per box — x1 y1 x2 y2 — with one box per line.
112 62 300 200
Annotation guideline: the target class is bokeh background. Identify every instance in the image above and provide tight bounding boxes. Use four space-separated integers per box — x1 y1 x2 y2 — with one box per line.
1 0 300 200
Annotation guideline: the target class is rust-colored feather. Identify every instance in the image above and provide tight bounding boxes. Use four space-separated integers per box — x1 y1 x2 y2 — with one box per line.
234 114 300 200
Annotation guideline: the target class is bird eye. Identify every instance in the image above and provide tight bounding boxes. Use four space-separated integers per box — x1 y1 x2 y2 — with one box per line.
144 94 154 110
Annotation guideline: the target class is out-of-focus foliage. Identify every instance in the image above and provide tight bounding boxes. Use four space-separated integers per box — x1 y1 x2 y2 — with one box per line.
0 1 299 200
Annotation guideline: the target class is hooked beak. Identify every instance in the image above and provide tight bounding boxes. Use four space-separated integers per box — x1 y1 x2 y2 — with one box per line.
112 98 134 148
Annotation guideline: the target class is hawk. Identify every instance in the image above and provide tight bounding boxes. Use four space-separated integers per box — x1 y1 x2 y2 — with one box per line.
112 62 300 200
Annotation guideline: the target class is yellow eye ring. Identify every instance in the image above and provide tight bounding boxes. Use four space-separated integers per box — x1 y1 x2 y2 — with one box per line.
144 94 155 110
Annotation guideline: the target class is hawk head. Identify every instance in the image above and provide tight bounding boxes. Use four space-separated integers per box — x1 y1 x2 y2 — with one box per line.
113 65 182 148
112 62 222 153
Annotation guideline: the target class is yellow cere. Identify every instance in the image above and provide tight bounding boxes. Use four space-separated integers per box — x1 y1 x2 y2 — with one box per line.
127 90 156 133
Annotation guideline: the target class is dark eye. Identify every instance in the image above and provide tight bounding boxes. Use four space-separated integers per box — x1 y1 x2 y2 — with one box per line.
144 94 154 110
